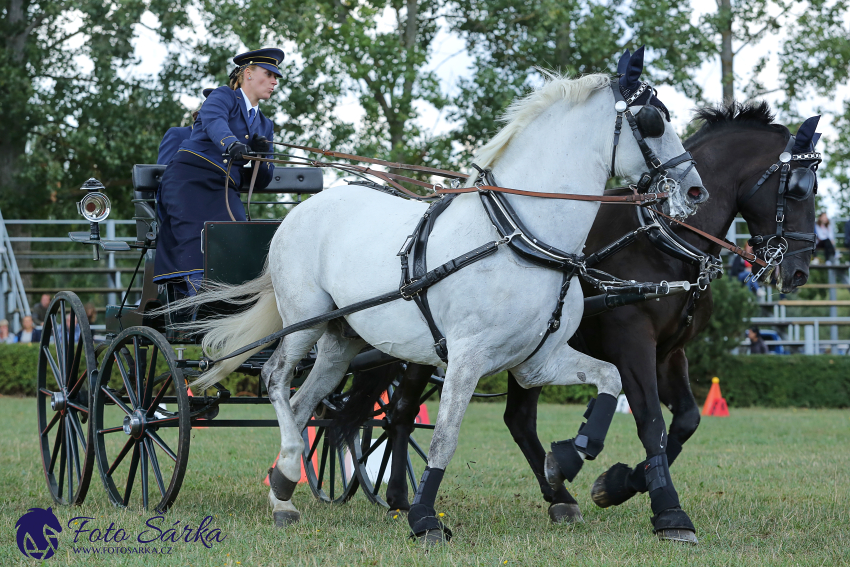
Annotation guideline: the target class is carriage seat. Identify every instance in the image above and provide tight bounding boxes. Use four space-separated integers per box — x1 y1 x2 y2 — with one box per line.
131 164 165 244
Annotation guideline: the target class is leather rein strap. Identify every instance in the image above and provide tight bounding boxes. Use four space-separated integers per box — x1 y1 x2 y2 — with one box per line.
439 184 668 204
648 207 767 267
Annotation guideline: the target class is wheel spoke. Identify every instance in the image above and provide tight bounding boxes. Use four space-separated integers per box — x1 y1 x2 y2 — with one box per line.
101 386 133 416
330 438 336 500
418 385 439 406
317 435 329 490
49 415 64 473
146 430 177 463
98 425 126 435
144 346 158 407
43 346 63 390
65 418 77 499
146 379 170 418
408 436 428 463
338 446 350 490
52 312 66 384
67 310 76 387
66 400 89 414
407 454 417 491
57 418 67 499
359 431 388 463
140 441 149 509
373 440 392 495
69 411 87 452
123 443 140 506
68 367 88 398
107 437 135 476
144 438 167 499
115 351 138 408
133 337 143 405
306 427 325 462
42 411 61 437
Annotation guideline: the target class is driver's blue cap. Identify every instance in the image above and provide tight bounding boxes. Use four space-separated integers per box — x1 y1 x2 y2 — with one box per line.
233 48 284 77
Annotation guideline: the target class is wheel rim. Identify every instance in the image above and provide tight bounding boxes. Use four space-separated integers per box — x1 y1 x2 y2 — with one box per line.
301 377 359 504
37 292 97 506
92 327 190 512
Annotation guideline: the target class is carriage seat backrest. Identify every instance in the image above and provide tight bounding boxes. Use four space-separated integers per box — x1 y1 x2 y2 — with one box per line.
256 167 323 194
132 164 166 193
132 164 164 243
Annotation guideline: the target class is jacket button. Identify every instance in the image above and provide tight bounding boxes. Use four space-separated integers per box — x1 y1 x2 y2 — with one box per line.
245 135 249 139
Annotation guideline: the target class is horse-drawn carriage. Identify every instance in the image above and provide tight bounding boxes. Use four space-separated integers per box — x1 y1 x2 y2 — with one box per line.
37 164 453 513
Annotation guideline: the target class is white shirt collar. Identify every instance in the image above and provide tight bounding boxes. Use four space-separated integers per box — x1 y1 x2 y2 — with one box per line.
238 88 259 116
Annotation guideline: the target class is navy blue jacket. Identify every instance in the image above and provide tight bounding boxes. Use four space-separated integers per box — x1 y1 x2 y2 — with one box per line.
158 126 192 165
177 86 274 188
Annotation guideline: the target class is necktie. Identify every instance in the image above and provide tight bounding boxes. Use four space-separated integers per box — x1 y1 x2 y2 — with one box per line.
248 108 256 125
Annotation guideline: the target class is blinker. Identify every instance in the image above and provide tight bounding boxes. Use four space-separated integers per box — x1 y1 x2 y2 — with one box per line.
634 105 665 138
786 167 816 201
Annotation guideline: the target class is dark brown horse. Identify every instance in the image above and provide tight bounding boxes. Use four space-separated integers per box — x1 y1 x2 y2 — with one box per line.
334 102 818 543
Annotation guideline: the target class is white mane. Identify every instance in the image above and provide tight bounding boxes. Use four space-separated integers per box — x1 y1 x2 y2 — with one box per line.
472 72 611 171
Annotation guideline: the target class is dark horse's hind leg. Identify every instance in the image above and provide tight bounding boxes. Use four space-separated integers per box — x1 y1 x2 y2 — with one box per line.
590 342 697 543
591 349 701 500
384 363 433 516
504 373 582 523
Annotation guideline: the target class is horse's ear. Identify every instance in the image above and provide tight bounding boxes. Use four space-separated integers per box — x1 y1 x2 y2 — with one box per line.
617 48 632 77
794 115 821 152
624 46 645 85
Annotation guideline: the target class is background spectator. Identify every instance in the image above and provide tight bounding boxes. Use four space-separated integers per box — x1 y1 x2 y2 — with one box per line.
31 293 51 327
14 315 41 344
735 243 761 295
814 212 836 264
85 303 97 324
0 319 12 344
65 314 81 342
748 326 768 354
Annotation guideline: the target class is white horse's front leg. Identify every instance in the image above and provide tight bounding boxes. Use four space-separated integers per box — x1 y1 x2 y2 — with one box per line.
407 354 482 546
514 343 622 492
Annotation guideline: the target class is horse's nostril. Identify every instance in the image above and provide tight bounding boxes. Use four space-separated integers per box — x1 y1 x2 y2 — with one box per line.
793 270 808 286
688 186 707 204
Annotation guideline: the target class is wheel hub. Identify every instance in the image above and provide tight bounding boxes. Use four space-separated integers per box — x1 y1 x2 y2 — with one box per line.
123 410 146 439
50 391 67 412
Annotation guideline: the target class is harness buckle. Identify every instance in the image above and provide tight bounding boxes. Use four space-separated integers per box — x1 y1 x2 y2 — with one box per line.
399 280 420 300
776 213 784 223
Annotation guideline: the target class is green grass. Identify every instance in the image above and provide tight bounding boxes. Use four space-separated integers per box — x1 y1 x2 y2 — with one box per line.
1 397 849 566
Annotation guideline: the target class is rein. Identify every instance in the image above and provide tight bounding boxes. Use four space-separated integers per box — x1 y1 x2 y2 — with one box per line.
648 207 767 268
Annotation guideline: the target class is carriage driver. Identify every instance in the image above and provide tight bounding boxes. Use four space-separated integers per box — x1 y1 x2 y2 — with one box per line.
153 48 282 298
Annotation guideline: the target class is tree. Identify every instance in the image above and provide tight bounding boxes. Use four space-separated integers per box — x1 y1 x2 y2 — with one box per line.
0 0 194 220
192 0 453 171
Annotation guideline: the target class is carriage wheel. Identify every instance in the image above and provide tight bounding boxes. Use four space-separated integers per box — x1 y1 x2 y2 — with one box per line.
36 292 98 506
301 376 360 504
352 382 435 508
92 327 190 512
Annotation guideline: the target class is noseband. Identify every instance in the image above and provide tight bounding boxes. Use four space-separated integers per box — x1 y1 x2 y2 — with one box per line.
609 78 697 197
737 135 822 279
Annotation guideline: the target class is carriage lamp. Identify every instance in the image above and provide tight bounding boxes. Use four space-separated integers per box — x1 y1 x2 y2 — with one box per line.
77 177 111 260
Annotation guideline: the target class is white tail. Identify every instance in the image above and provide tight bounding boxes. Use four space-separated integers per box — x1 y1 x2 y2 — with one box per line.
153 268 282 390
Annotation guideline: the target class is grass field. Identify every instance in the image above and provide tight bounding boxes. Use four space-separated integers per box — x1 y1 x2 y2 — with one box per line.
1 396 848 566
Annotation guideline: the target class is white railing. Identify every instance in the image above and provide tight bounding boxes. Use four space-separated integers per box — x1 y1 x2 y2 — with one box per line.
0 208 32 332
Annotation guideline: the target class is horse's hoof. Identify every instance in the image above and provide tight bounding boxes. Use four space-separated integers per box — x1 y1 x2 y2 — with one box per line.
544 452 566 490
591 463 635 508
657 529 698 545
416 529 448 547
273 510 300 527
548 503 583 524
387 508 408 520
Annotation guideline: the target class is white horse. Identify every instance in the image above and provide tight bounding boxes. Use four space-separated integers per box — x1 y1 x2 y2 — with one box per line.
180 68 705 541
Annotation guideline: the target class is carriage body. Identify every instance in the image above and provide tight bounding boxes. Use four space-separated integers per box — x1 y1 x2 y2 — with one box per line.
37 163 436 513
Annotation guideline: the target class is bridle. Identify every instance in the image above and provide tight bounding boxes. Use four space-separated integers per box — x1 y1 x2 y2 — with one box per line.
609 78 697 198
737 134 821 280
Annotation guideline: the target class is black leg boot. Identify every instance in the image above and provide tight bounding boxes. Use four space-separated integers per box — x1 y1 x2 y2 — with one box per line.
408 467 451 546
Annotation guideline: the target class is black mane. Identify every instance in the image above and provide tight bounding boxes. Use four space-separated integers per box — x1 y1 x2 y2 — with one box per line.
686 101 788 147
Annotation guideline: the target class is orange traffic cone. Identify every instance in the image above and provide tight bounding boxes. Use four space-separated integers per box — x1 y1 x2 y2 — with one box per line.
263 426 315 487
701 377 730 417
187 388 208 429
